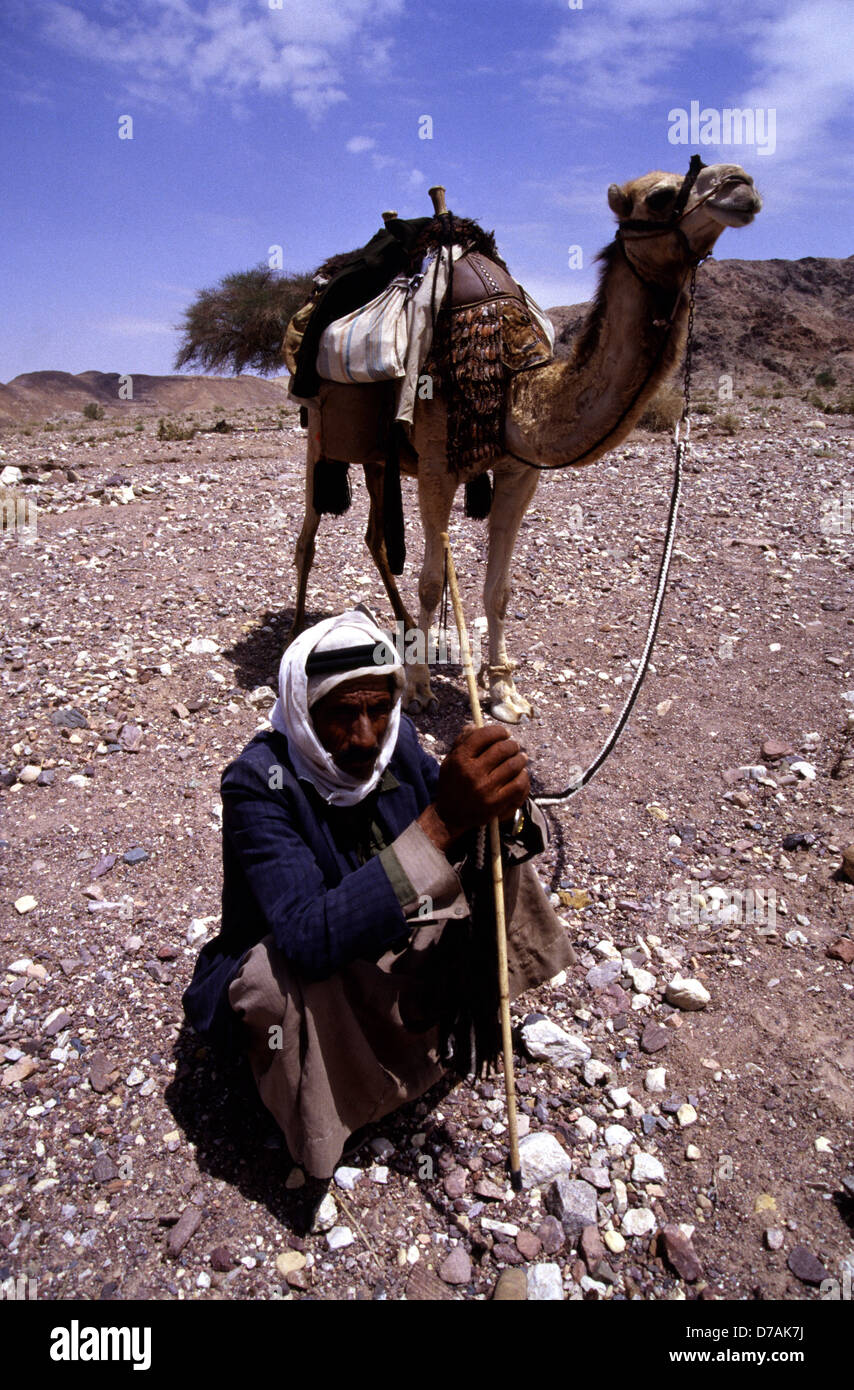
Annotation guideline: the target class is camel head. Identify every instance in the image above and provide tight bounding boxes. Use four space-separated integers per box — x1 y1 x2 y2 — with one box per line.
607 162 762 280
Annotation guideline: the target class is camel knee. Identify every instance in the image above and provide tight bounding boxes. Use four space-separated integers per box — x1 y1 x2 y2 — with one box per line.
485 577 511 621
419 578 443 615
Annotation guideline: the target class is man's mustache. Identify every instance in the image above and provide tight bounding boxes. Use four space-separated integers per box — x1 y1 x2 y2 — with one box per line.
338 748 381 769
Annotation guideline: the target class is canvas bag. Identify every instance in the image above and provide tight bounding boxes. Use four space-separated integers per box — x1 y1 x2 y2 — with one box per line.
315 272 415 384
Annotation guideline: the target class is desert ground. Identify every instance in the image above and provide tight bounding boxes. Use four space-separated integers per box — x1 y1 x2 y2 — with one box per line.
1 379 853 1302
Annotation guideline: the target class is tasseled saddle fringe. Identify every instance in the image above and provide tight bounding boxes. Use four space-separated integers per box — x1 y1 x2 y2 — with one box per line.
312 458 352 516
432 302 507 472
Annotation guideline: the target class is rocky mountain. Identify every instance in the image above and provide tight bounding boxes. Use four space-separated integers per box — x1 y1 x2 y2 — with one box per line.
548 254 854 392
0 370 290 427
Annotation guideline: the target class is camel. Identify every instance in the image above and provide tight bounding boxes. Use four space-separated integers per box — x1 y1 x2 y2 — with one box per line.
290 161 762 722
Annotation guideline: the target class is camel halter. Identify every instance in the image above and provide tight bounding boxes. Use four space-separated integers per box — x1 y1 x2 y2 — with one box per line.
534 206 702 807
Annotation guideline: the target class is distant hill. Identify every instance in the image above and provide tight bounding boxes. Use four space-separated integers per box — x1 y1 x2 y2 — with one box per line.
548 254 854 390
3 255 852 426
0 370 291 427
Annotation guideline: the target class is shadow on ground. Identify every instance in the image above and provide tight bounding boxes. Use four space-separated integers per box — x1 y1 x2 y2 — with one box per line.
166 1023 464 1241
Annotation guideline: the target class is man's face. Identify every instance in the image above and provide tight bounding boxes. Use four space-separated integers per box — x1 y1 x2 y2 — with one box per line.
311 674 394 779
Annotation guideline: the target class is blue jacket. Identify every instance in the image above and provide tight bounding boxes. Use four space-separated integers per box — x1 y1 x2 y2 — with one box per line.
182 714 443 1049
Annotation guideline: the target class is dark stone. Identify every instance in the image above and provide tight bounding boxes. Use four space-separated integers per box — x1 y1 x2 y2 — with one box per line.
782 832 815 852
49 707 88 729
36 769 55 786
43 1011 72 1038
660 1224 703 1281
88 1050 114 1094
209 1245 235 1272
91 854 117 880
123 847 149 865
787 1246 828 1285
165 1206 203 1259
537 1215 565 1254
640 1023 670 1054
93 1153 118 1184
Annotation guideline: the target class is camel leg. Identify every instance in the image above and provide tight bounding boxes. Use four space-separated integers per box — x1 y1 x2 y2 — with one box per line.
482 460 541 723
405 462 459 714
289 420 323 640
363 463 417 633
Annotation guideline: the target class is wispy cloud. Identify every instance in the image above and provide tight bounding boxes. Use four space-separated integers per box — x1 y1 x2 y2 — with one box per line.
538 0 854 174
345 131 425 192
36 0 404 119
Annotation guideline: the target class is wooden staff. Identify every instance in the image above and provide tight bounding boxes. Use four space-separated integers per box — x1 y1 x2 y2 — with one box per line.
440 532 523 1191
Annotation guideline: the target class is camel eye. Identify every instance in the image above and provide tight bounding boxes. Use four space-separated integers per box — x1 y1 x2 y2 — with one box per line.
646 186 676 212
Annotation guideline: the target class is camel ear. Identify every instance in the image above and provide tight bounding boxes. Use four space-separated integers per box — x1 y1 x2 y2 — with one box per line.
608 183 632 219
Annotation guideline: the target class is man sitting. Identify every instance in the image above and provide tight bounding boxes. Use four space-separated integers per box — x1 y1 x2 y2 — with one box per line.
182 609 573 1179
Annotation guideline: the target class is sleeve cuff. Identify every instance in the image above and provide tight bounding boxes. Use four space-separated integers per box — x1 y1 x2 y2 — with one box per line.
378 820 470 923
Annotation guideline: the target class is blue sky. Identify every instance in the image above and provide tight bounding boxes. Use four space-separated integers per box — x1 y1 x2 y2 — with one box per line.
1 0 852 380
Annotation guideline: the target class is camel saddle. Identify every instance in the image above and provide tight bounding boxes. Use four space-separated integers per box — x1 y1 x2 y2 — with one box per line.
443 252 554 375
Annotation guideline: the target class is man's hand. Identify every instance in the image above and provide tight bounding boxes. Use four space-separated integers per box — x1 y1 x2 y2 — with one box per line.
418 724 530 853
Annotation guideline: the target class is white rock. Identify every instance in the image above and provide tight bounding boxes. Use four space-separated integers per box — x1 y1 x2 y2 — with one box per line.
368 1164 389 1184
628 967 657 995
645 1067 667 1093
326 1226 354 1251
186 919 209 946
575 1115 599 1141
185 637 219 654
518 1132 573 1190
594 939 621 959
125 1067 145 1087
1 466 23 485
604 1229 626 1254
8 958 33 973
247 685 277 705
612 1178 628 1214
527 1263 564 1300
631 1153 666 1184
631 994 652 1011
481 1218 519 1238
609 1086 632 1109
604 1124 633 1153
521 1018 591 1068
312 1193 338 1231
665 975 711 1010
18 765 41 784
580 1274 607 1295
583 1059 613 1086
333 1165 363 1190
621 1207 656 1238
677 1103 698 1128
790 760 816 780
13 898 37 915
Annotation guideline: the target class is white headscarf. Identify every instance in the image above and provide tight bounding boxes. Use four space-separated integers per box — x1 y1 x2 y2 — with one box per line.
269 610 405 807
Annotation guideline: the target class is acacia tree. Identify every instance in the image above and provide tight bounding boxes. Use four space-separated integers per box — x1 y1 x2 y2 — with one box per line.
173 264 313 376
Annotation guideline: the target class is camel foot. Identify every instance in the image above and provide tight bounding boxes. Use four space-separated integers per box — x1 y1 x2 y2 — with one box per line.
490 699 531 725
404 691 439 716
404 669 438 716
489 683 534 724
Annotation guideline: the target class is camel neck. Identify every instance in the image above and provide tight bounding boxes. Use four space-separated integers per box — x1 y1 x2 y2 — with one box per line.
506 249 689 470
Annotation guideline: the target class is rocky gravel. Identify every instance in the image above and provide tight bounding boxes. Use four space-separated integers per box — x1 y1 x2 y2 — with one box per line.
1 391 853 1302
